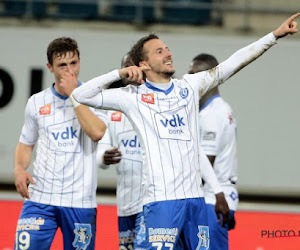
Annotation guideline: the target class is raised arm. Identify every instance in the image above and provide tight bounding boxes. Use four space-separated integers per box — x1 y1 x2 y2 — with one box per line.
219 13 299 84
60 72 107 142
71 66 149 109
189 13 300 97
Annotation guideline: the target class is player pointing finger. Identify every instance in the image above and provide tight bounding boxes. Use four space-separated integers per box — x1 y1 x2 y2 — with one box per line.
273 12 300 38
119 65 150 84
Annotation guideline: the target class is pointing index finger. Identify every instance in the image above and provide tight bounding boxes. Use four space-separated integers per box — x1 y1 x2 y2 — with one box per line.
288 13 300 22
140 65 151 71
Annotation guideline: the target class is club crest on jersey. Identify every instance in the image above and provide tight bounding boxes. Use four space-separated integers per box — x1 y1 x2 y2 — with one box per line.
72 223 92 250
111 111 122 121
196 226 210 250
179 88 189 99
39 103 51 115
142 93 155 104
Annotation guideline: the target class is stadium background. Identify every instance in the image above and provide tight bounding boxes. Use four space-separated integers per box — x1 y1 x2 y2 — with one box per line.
0 0 299 249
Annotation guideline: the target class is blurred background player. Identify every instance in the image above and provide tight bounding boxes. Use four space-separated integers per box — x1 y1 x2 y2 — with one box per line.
97 53 147 249
189 53 238 250
13 37 107 249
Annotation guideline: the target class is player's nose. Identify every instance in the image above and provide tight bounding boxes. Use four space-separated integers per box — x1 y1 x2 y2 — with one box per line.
66 65 74 74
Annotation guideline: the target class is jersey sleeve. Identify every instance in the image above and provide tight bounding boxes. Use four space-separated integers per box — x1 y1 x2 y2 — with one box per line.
200 148 222 194
218 32 276 83
19 96 38 146
72 70 127 112
183 32 277 96
199 112 221 156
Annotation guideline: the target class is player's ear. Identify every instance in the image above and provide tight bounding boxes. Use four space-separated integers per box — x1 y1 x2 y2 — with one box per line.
47 63 53 73
139 61 149 68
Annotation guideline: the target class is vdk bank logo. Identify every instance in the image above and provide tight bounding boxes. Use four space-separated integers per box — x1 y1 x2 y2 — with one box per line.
121 135 140 148
51 126 78 140
155 106 191 141
160 114 185 128
48 121 81 153
120 134 141 157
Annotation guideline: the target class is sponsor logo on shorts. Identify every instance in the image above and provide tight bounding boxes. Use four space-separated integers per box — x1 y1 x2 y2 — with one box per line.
17 217 45 231
148 227 178 243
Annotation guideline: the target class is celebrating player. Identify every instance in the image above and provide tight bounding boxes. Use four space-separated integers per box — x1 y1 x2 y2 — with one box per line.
68 13 299 249
98 53 228 249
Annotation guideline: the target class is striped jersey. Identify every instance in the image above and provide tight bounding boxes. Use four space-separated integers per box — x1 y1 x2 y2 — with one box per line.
97 111 144 216
199 95 239 210
19 83 107 208
73 32 276 205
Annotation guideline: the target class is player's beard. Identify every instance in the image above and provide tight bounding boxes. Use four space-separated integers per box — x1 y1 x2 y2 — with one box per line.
149 60 175 80
154 68 175 79
160 70 175 79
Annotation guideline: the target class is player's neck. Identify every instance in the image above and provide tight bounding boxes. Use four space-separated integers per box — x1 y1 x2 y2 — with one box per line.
146 72 171 83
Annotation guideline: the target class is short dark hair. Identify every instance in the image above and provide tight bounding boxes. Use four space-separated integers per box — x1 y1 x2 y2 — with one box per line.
192 53 219 68
129 33 159 66
47 37 80 65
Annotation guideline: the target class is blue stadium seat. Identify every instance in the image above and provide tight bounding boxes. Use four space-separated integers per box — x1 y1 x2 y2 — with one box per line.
110 0 154 24
160 0 212 25
54 1 99 20
0 1 27 17
32 1 47 19
0 0 46 19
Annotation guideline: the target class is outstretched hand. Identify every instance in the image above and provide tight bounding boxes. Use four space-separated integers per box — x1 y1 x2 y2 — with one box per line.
273 13 300 39
119 65 150 84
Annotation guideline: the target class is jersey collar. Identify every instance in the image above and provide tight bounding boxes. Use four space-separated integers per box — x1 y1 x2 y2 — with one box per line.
145 81 174 95
200 94 220 111
51 82 82 100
